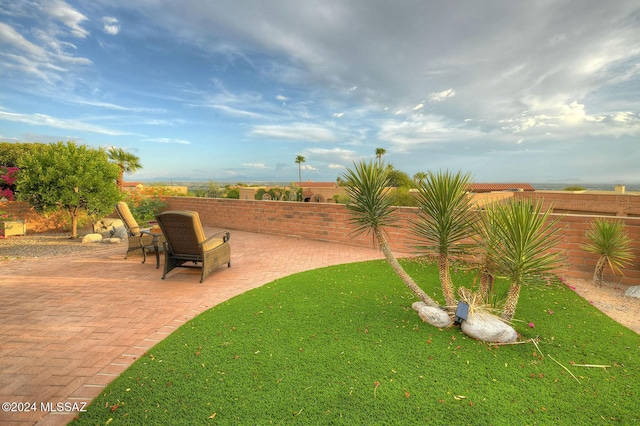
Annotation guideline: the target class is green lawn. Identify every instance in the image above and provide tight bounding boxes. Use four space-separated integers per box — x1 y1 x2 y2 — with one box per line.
73 259 639 425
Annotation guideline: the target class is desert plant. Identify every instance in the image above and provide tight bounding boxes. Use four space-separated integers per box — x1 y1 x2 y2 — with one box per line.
583 218 634 286
342 160 438 307
482 199 563 321
413 170 476 309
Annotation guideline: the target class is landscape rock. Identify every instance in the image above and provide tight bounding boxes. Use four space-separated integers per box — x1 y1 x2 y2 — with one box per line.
624 286 640 299
93 218 127 239
82 233 103 243
102 238 122 244
461 311 517 343
417 306 452 328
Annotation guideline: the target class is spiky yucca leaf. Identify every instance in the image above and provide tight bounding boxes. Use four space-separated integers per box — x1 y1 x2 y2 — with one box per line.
583 218 634 282
483 199 564 321
341 160 438 307
413 170 476 308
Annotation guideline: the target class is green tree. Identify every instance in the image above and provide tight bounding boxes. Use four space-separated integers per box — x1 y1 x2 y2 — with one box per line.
107 147 142 191
583 218 634 286
413 172 427 185
0 142 44 166
342 160 438 307
413 170 476 309
17 142 121 238
295 155 306 182
481 199 563 321
375 147 386 165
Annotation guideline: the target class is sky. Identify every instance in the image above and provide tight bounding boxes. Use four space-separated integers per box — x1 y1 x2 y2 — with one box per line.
1 1 640 184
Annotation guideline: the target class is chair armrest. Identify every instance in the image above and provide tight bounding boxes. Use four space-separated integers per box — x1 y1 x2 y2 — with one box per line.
201 231 230 252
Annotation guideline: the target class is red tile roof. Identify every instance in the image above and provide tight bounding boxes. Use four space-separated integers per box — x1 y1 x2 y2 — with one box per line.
467 183 535 193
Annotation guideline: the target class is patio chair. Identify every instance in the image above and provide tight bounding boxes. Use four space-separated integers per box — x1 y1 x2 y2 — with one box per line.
114 201 165 260
155 210 231 282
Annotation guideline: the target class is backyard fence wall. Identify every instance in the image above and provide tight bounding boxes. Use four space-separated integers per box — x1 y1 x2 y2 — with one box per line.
166 196 640 286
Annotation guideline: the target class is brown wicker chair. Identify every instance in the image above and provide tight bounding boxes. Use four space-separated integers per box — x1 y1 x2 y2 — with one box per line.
155 210 231 282
114 201 165 260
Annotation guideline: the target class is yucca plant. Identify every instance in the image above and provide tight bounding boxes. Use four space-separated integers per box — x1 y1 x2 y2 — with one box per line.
583 218 634 286
413 170 476 309
482 199 564 321
341 160 438 307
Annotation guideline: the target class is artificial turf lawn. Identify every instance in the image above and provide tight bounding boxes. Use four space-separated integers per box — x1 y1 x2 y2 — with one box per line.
73 259 639 425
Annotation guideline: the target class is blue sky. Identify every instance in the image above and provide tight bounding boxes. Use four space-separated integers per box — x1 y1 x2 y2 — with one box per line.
1 1 640 184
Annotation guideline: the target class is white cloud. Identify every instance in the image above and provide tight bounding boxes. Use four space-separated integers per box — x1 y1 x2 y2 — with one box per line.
243 162 268 168
43 0 89 38
428 89 455 103
144 137 191 145
250 123 337 142
102 17 120 35
0 110 128 136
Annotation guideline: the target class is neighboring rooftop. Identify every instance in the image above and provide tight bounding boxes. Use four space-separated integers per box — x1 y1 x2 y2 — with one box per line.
467 183 536 193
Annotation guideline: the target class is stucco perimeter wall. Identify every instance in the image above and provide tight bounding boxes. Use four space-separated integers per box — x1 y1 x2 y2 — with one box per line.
165 196 640 286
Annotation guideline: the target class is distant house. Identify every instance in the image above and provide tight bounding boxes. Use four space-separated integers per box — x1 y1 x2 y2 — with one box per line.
122 181 145 191
295 181 345 203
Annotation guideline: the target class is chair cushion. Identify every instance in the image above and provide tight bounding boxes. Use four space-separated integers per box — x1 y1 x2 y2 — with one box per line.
115 201 140 234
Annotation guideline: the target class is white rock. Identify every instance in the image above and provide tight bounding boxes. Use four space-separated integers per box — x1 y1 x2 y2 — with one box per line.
412 301 427 311
417 306 452 328
624 286 640 299
82 233 103 243
461 311 517 343
102 238 122 244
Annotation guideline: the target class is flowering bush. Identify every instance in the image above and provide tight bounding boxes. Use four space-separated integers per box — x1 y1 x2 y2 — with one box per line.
0 210 18 221
124 185 181 223
0 166 19 201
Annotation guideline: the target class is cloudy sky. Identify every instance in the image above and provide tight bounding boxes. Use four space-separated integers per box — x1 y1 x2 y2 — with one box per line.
1 1 640 184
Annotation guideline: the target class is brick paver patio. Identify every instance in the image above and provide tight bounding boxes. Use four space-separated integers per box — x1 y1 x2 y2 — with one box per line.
0 229 386 425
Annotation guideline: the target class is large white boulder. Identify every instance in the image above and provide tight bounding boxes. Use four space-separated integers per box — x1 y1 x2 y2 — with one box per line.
461 311 517 343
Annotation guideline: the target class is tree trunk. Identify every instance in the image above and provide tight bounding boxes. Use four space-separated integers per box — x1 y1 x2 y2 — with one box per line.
374 228 439 308
116 169 124 191
438 254 457 309
593 256 606 287
478 268 493 301
69 209 78 239
501 282 521 322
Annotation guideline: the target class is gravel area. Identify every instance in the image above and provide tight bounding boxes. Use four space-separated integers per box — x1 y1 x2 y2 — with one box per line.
0 231 122 259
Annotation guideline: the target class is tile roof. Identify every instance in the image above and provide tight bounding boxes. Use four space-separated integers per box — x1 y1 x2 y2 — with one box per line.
467 183 535 192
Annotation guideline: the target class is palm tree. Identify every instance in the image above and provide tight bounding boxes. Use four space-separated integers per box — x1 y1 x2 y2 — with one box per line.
413 172 427 185
483 199 563 321
295 155 306 182
375 148 386 166
583 218 634 286
342 160 439 307
413 170 476 309
107 147 142 191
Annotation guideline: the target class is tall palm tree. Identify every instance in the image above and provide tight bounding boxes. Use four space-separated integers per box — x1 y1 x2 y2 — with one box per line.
375 147 386 166
342 160 439 307
295 155 306 182
413 170 476 309
107 147 142 191
583 218 633 286
483 199 564 321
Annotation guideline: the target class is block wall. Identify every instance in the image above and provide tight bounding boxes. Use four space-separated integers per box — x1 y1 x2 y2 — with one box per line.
166 196 640 286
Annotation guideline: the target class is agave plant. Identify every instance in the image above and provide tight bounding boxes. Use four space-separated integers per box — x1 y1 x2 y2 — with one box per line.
341 160 438 307
482 199 564 321
413 170 476 309
583 218 634 286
